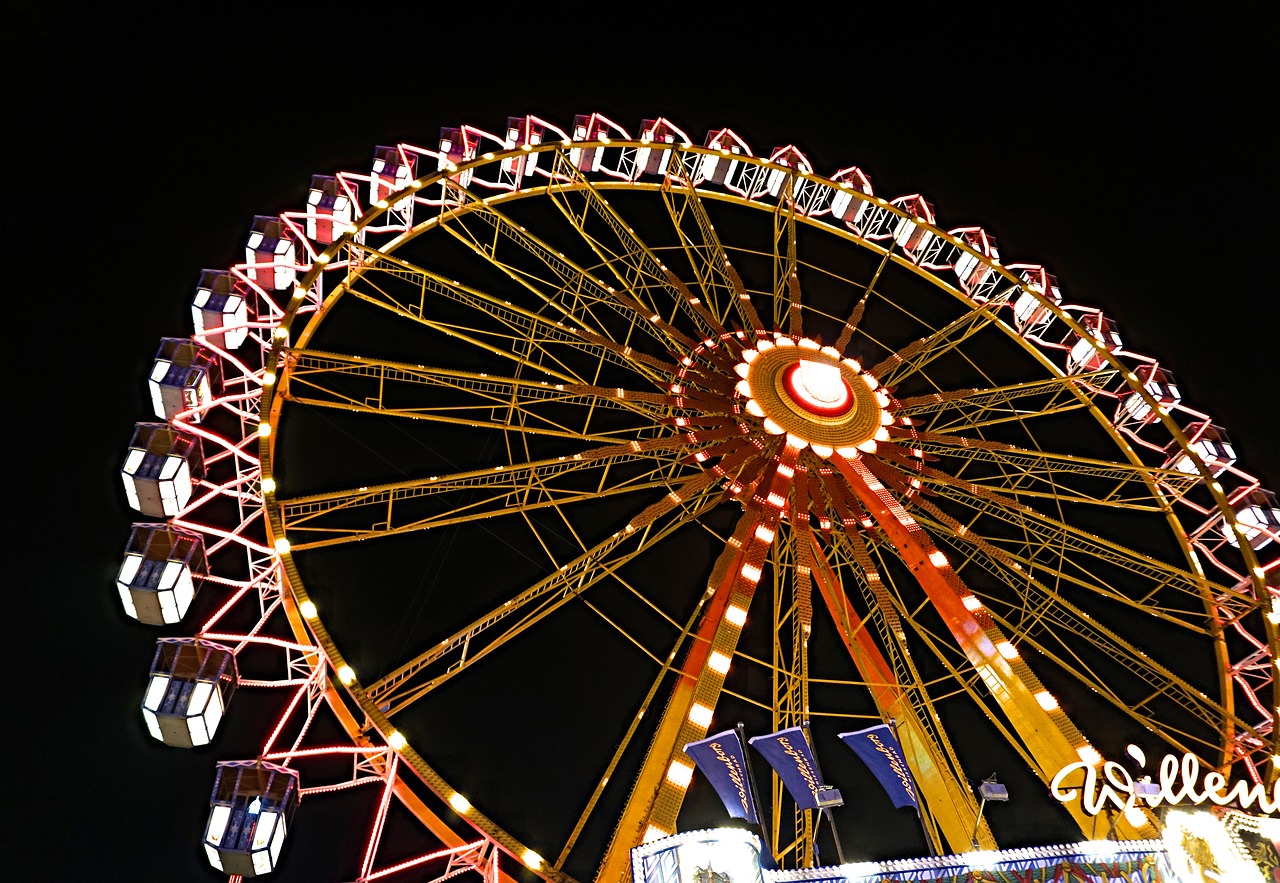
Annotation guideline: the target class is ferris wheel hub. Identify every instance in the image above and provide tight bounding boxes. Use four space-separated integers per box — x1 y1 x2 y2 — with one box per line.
736 334 888 456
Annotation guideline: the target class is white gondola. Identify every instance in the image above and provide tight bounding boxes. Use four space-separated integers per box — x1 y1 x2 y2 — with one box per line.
192 269 249 351
1164 423 1237 478
370 145 415 219
149 338 221 423
120 423 203 518
1225 489 1280 550
1067 315 1123 373
1012 268 1063 330
203 760 299 877
1118 365 1181 426
305 175 351 244
116 523 206 625
141 639 237 747
244 216 296 291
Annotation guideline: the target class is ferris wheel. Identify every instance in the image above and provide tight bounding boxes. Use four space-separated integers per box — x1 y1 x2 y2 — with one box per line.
116 113 1280 882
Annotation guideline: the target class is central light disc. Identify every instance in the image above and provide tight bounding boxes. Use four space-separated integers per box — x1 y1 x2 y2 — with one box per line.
734 335 888 455
783 360 852 416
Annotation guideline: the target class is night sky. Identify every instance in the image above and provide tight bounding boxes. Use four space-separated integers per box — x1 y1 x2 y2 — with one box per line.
15 9 1277 882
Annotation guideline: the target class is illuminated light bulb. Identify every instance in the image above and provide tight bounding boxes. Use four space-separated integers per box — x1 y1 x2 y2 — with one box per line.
745 400 765 417
299 600 317 619
798 337 820 350
1076 745 1102 766
688 702 714 727
775 337 796 347
856 439 878 454
1125 744 1147 768
337 665 355 685
811 443 834 458
274 537 291 554
291 286 307 299
962 595 983 612
756 339 775 352
261 477 277 494
736 379 753 398
725 605 747 627
273 326 289 339
821 346 841 359
754 524 776 543
642 825 669 844
522 850 544 870
314 253 330 265
842 358 863 373
449 792 471 813
734 363 750 378
1036 691 1059 711
262 371 277 386
707 651 731 674
862 373 880 391
874 426 891 441
997 641 1019 660
1123 805 1150 828
792 359 849 410
375 199 389 209
875 390 892 408
388 731 408 750
742 348 759 362
666 760 694 788
740 563 763 583
777 463 795 478
835 446 860 458
879 411 894 425
762 418 785 435
928 550 948 567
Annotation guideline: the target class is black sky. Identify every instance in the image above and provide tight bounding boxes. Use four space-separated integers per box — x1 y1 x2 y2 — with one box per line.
13 7 1278 882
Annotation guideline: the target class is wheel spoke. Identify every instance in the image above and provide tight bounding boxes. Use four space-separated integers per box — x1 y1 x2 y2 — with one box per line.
279 436 696 550
772 175 800 332
659 163 752 330
367 472 725 716
870 301 1007 389
895 370 1119 434
914 433 1201 510
437 176 681 357
282 349 670 441
920 468 1235 625
544 151 724 344
341 244 674 387
907 494 1247 753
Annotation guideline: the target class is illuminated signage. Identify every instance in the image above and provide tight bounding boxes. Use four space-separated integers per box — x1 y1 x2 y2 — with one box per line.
1050 751 1280 817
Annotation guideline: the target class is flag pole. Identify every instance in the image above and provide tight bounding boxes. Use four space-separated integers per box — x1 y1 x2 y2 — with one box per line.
802 720 846 866
737 722 776 867
888 718 937 857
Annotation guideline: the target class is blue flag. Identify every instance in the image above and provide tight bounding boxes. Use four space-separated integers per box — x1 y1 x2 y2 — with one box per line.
838 724 919 809
684 730 758 823
748 726 839 810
